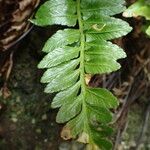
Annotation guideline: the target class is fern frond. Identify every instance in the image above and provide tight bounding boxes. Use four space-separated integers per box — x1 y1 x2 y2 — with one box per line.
32 0 132 149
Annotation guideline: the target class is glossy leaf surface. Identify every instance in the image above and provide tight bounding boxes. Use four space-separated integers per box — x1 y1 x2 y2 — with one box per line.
33 0 132 149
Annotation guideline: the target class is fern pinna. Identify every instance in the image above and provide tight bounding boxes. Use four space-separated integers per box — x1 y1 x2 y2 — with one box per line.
32 0 132 149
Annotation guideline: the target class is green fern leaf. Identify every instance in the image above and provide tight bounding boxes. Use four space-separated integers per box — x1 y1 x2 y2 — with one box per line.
42 29 80 53
32 0 77 26
32 0 132 149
